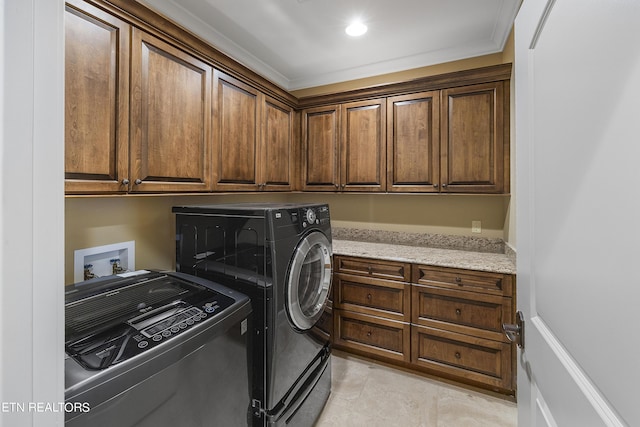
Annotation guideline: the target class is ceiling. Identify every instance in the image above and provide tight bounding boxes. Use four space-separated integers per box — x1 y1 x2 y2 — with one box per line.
137 0 522 91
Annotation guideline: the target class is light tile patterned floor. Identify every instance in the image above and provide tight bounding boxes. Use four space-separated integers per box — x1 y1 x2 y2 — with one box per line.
315 351 517 427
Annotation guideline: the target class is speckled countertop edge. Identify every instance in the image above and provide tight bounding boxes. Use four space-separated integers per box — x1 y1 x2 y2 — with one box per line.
331 229 516 275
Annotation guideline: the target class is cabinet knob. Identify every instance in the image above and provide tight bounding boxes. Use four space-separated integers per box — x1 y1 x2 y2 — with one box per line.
454 351 461 359
433 184 439 188
121 179 130 185
455 308 461 315
367 293 372 300
442 184 448 188
367 331 372 337
134 179 142 185
455 277 462 284
334 184 339 189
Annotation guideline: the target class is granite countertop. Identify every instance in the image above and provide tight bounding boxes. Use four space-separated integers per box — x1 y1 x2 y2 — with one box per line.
331 228 516 275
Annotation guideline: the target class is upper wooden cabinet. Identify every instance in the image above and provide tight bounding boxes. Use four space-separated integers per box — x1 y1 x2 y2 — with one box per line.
213 71 260 191
387 91 440 193
213 71 295 191
261 95 295 191
341 99 386 192
130 29 212 192
301 105 341 191
301 99 386 192
441 81 508 193
64 0 130 193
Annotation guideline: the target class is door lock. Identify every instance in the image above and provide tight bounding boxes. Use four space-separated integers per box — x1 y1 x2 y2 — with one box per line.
503 311 525 349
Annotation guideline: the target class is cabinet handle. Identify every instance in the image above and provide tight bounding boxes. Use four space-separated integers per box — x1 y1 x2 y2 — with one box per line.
134 179 142 185
367 331 372 337
334 184 339 189
455 308 461 315
366 293 372 300
455 277 462 285
454 351 461 359
442 183 448 188
367 265 373 274
121 179 130 185
433 184 439 188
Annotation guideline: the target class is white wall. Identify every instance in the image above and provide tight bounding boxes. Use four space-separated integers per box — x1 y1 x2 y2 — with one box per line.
0 1 65 426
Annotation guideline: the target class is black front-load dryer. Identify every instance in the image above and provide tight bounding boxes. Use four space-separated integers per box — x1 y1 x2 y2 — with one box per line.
173 203 333 427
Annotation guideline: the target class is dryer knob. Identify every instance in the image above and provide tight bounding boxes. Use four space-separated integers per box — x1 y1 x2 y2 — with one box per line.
305 209 317 225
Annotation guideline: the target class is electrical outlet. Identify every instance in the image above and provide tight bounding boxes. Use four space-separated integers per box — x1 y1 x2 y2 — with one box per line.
472 221 482 234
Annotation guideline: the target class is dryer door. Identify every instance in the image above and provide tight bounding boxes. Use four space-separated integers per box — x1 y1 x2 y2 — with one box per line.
286 231 332 331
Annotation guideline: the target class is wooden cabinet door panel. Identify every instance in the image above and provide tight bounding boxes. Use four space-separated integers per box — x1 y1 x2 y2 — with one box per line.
335 255 410 281
341 99 386 191
261 96 294 190
213 71 260 190
412 284 513 341
441 82 505 193
302 105 340 191
334 274 411 321
412 264 513 297
64 0 130 193
334 310 410 362
387 91 440 192
411 325 512 392
130 29 212 192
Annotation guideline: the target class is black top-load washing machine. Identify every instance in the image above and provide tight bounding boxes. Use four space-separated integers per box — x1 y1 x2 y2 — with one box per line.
173 203 333 427
64 271 252 427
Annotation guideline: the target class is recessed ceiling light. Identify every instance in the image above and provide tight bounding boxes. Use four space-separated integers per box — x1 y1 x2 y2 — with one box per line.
345 21 367 37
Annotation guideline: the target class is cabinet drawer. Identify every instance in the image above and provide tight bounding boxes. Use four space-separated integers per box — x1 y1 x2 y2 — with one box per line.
334 274 410 321
334 310 410 362
412 265 513 297
411 325 513 392
412 285 512 342
335 256 410 281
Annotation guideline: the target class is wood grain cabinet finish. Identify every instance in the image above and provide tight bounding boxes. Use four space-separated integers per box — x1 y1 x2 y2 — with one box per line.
333 255 516 395
340 99 387 192
333 256 411 362
441 81 508 193
213 71 294 191
411 263 515 393
64 0 130 193
387 91 440 192
301 105 341 191
130 29 212 192
411 325 512 391
301 99 386 192
212 71 260 190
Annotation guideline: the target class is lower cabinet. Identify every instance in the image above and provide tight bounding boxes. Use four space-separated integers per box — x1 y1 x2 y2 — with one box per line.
332 255 516 395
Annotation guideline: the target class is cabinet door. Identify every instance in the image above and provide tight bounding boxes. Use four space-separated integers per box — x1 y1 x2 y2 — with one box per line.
260 95 294 191
130 29 212 192
341 99 386 192
387 91 440 192
64 0 130 193
213 71 261 191
301 105 340 191
441 82 507 193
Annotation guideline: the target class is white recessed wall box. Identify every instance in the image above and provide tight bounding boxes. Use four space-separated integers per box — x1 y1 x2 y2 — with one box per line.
74 241 135 283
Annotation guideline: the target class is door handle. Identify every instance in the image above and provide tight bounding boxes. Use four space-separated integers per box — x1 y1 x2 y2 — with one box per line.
503 311 525 349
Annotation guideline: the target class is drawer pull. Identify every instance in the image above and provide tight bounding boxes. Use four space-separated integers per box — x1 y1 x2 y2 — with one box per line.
366 293 372 300
367 266 373 274
454 351 461 359
367 331 372 337
455 277 462 284
455 308 462 315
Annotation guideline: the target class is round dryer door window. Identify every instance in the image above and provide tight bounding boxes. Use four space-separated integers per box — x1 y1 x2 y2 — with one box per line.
286 231 332 331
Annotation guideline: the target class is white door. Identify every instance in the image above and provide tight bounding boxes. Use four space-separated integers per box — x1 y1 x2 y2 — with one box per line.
515 0 640 426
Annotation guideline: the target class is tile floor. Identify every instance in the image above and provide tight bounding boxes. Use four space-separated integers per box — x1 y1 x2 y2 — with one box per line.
315 350 517 427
